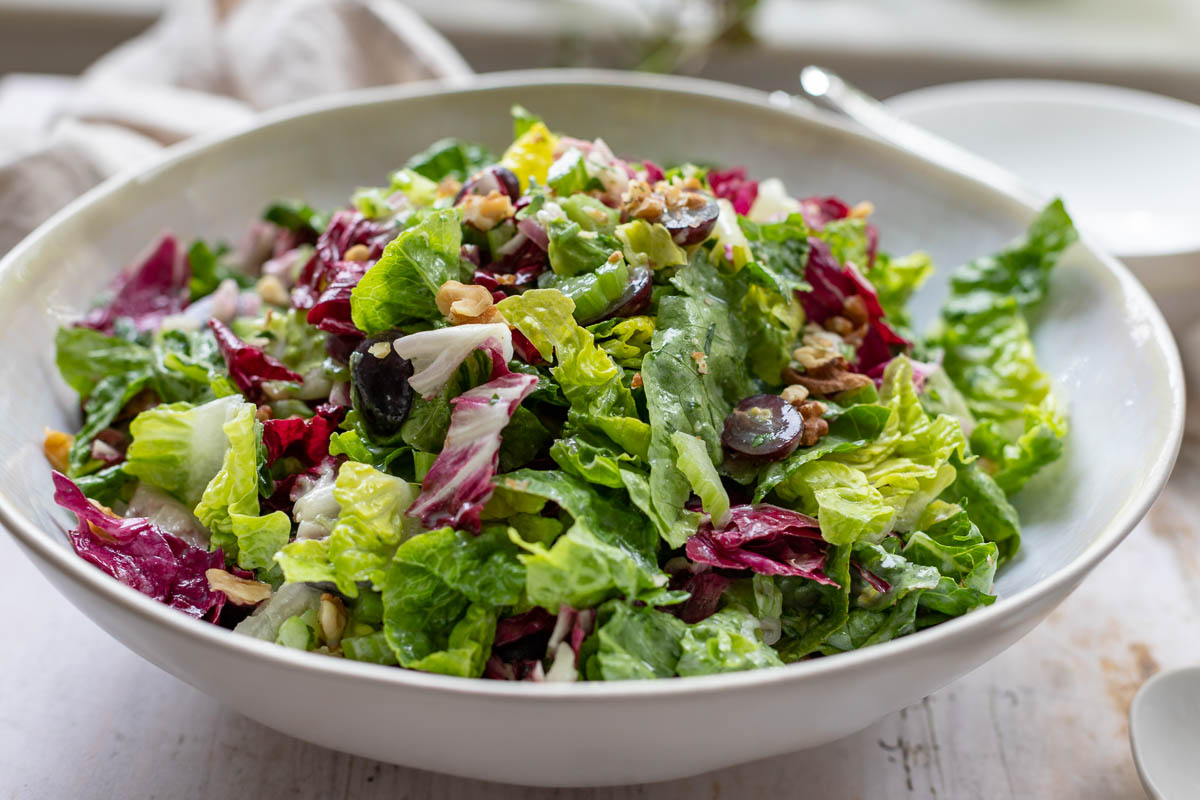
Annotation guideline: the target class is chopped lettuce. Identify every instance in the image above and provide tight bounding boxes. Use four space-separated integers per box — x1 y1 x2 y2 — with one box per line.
929 200 1077 496
123 395 246 507
191 400 290 572
275 461 418 597
350 208 466 333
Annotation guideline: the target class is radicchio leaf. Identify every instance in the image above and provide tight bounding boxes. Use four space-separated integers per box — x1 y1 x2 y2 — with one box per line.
406 361 538 533
291 209 398 319
261 403 346 467
52 471 226 620
707 167 758 215
80 234 190 334
668 570 732 624
802 238 909 373
208 318 303 404
686 504 838 586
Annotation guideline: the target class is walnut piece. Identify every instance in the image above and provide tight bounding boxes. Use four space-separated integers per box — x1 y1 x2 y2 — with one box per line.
795 399 830 446
620 177 711 223
255 274 290 306
437 176 463 199
459 190 515 232
43 428 72 472
205 569 272 606
780 384 810 408
783 355 874 397
435 279 505 325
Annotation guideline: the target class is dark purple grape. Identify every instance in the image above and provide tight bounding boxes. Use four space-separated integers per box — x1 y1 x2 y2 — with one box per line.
721 394 803 461
455 165 521 203
661 194 720 246
584 266 651 324
350 336 414 440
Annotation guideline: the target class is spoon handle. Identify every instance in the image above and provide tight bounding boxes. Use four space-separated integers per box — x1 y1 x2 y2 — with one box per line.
798 65 1046 208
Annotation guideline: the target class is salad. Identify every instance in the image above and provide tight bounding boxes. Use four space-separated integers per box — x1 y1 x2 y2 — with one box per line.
44 106 1076 681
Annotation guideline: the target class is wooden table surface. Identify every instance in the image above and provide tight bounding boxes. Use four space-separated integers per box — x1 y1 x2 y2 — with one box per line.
5 411 1198 799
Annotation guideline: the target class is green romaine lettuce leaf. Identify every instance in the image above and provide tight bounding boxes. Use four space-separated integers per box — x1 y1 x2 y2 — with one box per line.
615 219 687 271
350 208 466 333
124 395 246 507
585 601 685 680
546 219 622 277
404 138 494 182
825 357 969 532
676 606 784 676
929 199 1077 496
275 461 418 597
191 400 291 571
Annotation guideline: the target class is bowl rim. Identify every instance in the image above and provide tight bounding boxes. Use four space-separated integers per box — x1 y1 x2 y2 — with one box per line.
883 78 1200 258
0 68 1185 700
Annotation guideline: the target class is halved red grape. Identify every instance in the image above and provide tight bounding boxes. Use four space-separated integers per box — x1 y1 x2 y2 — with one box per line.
721 394 803 461
455 165 521 203
350 336 414 440
661 194 720 245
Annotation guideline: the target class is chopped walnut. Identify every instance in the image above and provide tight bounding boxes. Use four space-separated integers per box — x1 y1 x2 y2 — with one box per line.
256 274 290 306
437 176 463 199
848 201 875 220
630 372 643 390
343 244 371 262
821 295 872 346
435 279 505 325
255 405 272 422
783 355 874 397
43 428 72 472
691 351 709 375
620 177 711 223
823 315 856 337
792 344 840 371
780 384 809 409
318 593 348 648
205 569 272 606
795 400 830 446
843 294 869 327
459 190 515 231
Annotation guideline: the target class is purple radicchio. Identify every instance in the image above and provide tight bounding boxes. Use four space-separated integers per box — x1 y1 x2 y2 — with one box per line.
80 234 189 334
208 319 303 404
707 167 759 215
406 350 538 533
686 503 839 586
667 569 732 624
291 209 398 335
802 238 910 374
52 471 227 620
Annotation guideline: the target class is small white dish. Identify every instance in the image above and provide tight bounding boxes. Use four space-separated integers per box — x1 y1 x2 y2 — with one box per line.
885 80 1200 293
1131 666 1200 800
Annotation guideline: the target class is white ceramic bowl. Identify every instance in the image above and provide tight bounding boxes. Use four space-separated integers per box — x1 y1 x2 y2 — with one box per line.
884 80 1200 296
0 71 1184 787
1131 666 1200 800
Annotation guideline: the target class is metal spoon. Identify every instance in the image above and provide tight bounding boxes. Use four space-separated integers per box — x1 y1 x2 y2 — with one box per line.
797 65 1045 209
1130 666 1200 800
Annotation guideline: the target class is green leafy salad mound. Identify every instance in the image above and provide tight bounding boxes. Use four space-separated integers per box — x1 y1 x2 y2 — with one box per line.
45 106 1076 681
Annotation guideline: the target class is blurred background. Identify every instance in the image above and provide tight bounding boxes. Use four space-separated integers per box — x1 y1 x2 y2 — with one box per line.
3 0 1200 98
3 0 1200 256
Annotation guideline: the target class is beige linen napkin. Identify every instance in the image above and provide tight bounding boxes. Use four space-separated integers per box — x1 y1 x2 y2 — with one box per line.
0 0 471 255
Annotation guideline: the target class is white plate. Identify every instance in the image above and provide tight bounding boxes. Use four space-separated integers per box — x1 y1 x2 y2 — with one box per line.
885 80 1200 268
0 70 1184 786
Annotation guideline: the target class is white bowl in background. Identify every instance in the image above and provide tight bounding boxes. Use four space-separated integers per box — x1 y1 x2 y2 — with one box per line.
884 80 1200 299
0 70 1184 786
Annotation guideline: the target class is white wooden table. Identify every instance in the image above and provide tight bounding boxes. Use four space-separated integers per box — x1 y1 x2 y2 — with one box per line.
5 415 1198 799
